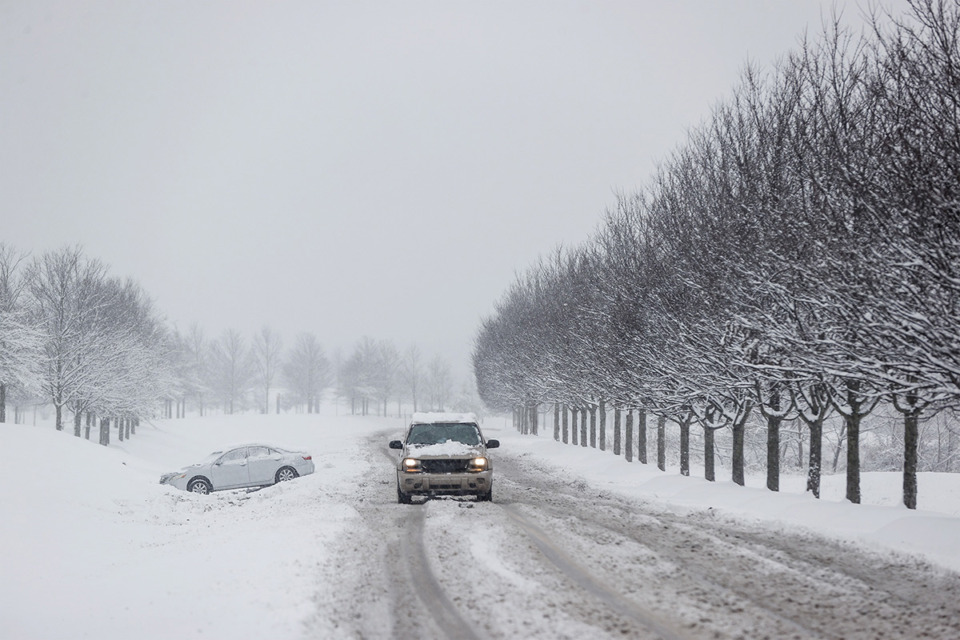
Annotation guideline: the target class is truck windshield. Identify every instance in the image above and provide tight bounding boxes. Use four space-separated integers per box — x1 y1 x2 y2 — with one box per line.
407 423 481 446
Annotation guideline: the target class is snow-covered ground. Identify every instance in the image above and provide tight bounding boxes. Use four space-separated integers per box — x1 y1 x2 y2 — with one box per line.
2 412 959 639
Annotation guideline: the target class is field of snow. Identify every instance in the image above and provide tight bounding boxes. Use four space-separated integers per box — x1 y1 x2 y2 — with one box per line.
2 411 959 639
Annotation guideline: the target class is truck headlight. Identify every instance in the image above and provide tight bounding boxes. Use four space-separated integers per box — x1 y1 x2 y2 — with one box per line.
402 458 421 472
468 457 488 472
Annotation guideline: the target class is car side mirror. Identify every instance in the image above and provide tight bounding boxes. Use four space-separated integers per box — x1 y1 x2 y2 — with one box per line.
486 439 500 449
389 440 403 450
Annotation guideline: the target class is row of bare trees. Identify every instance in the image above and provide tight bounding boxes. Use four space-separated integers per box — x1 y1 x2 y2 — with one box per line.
474 1 960 509
0 245 167 442
337 338 457 416
162 328 463 419
1 245 473 435
161 324 326 417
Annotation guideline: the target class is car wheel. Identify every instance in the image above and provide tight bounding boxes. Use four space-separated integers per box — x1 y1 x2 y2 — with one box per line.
188 478 212 494
397 484 412 504
275 467 299 483
477 486 493 502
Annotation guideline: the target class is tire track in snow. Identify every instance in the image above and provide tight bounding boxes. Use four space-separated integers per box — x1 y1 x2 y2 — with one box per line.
508 496 827 639
398 508 482 640
500 503 686 640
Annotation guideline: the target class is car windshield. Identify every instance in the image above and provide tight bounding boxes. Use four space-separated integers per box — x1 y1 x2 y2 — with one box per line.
406 423 481 446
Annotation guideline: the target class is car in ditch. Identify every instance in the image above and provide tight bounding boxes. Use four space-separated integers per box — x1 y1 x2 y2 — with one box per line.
159 444 315 494
389 412 499 503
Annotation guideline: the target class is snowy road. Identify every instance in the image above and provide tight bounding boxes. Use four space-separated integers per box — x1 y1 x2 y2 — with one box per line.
314 430 960 639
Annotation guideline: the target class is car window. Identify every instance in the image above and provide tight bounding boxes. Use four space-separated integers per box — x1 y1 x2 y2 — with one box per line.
247 446 271 459
219 448 247 463
407 423 481 446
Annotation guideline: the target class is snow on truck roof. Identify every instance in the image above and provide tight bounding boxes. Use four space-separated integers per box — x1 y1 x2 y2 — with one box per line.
410 412 478 425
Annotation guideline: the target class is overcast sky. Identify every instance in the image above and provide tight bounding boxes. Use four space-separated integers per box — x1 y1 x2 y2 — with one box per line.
1 1 899 373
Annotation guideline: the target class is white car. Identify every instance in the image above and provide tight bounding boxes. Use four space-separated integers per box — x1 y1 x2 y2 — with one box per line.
160 444 315 494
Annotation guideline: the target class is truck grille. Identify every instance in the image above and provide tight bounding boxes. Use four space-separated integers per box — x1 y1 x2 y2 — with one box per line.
421 459 470 473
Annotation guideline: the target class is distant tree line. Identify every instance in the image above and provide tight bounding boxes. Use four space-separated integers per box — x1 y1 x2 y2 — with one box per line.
474 1 960 509
0 245 478 441
163 326 467 419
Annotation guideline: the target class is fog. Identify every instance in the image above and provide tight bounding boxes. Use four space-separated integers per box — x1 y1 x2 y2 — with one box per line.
0 1 892 372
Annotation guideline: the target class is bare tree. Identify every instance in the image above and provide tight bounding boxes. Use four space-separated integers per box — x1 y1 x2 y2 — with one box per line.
400 344 423 413
372 339 399 416
26 247 109 431
0 244 41 422
283 333 330 413
208 329 252 415
426 355 452 411
251 325 283 414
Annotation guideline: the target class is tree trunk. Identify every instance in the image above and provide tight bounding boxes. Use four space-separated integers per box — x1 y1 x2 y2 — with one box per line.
589 406 597 448
0 382 5 422
732 419 745 486
562 404 569 444
637 409 647 464
55 401 64 431
806 418 823 497
797 426 804 468
554 403 560 441
99 417 110 446
704 427 715 481
73 410 82 437
598 400 606 451
571 407 579 445
84 412 92 440
903 410 919 510
657 414 666 471
845 411 861 503
767 414 782 492
831 420 846 472
624 410 634 462
679 416 690 477
613 407 622 456
580 407 587 447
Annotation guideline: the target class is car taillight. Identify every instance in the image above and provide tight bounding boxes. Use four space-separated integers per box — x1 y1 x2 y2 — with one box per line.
302 455 312 461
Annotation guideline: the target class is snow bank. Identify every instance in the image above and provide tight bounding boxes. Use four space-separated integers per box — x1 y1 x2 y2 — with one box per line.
0 415 391 640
